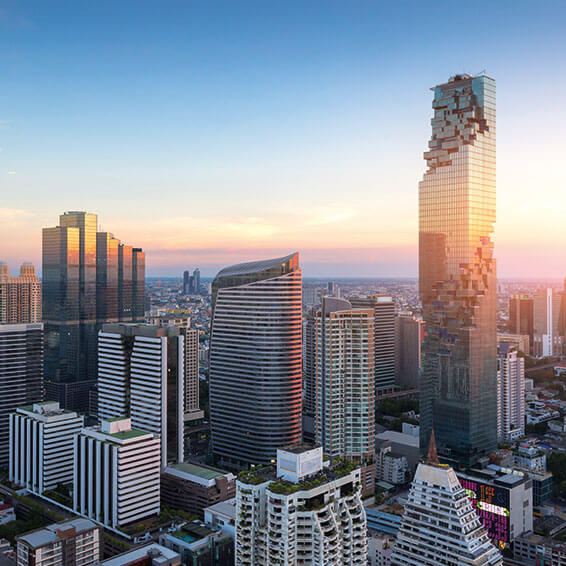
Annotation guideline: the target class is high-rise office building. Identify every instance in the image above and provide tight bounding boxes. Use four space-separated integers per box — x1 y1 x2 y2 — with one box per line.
9 402 84 493
350 295 395 395
0 323 44 465
497 343 525 442
0 262 41 323
394 314 423 389
391 439 503 565
533 288 562 357
97 323 184 468
236 445 367 565
509 294 534 351
146 314 200 415
74 418 161 530
419 74 497 466
43 211 145 411
209 253 302 468
315 297 375 494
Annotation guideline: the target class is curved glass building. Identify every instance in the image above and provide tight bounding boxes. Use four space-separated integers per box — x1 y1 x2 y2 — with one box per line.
210 252 302 468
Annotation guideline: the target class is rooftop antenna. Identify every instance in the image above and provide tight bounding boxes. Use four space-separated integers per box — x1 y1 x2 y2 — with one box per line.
426 427 440 466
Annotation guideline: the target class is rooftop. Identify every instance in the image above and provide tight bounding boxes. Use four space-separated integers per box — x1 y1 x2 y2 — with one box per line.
204 498 236 520
168 462 226 481
17 519 98 549
102 543 180 565
215 252 298 279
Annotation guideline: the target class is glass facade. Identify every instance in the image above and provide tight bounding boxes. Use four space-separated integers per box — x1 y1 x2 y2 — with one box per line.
43 212 145 410
419 75 497 467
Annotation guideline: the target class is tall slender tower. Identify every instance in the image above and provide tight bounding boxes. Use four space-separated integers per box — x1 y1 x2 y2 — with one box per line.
209 253 302 469
419 75 497 466
315 297 375 495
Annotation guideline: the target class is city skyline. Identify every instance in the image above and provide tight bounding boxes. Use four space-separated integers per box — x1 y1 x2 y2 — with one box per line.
2 1 566 277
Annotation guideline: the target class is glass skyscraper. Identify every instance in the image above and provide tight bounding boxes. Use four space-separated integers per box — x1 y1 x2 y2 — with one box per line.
419 75 497 467
43 211 145 411
209 252 302 468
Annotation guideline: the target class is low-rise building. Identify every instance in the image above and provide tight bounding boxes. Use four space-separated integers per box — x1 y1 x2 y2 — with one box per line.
160 522 234 566
16 518 100 566
375 431 419 473
0 503 15 525
204 498 236 538
515 440 547 472
456 467 533 547
74 418 161 530
161 462 235 518
514 531 566 565
236 444 367 565
9 402 84 493
101 543 181 566
376 441 408 485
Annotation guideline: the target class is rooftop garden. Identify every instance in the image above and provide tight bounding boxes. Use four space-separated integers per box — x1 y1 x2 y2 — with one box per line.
238 469 269 485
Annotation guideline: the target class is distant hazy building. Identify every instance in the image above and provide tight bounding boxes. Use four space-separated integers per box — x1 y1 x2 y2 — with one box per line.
533 288 562 357
9 401 83 493
0 262 41 323
497 343 525 442
183 270 190 295
16 518 100 566
350 295 395 395
315 296 375 494
419 75 498 467
43 211 145 411
236 445 367 565
392 439 503 565
97 323 185 468
209 253 302 468
0 323 44 465
74 418 161 530
509 294 534 351
394 314 423 389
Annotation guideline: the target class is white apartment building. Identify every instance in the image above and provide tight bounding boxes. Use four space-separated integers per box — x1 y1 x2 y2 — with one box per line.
74 418 161 530
315 297 375 495
98 323 185 468
497 344 525 442
9 402 84 493
391 441 502 565
368 533 395 566
16 518 100 566
375 442 408 485
236 444 367 566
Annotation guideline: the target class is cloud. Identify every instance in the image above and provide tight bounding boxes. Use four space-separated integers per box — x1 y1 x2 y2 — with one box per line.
7 171 16 175
0 208 35 220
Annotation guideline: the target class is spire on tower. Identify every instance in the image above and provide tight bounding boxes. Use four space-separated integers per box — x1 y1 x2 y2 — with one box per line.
426 427 439 466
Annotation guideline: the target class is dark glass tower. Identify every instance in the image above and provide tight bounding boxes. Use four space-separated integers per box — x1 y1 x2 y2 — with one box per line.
43 212 145 411
419 75 497 467
209 252 302 468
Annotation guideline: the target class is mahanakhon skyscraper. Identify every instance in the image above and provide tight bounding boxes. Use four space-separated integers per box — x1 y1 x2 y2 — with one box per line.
419 74 497 467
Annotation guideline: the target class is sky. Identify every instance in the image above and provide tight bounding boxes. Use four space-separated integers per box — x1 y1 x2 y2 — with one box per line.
1 0 566 278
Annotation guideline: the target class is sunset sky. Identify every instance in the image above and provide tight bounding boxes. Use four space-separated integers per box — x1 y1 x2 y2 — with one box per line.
2 1 566 277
